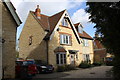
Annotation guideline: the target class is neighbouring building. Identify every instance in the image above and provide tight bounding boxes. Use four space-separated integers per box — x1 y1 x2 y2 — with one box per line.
74 23 94 64
19 5 93 69
0 0 22 78
93 34 113 63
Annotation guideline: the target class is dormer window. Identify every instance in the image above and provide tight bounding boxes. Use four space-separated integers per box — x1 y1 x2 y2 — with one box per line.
62 18 68 26
78 25 83 34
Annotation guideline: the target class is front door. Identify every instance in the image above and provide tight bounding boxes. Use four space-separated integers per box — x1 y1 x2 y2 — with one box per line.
70 54 75 65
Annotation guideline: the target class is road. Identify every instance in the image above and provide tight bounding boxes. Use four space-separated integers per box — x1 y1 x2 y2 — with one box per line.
33 66 113 79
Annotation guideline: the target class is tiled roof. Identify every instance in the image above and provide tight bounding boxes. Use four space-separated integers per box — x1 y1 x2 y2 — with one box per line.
30 10 65 39
78 31 93 40
54 46 67 52
74 23 93 40
94 39 105 49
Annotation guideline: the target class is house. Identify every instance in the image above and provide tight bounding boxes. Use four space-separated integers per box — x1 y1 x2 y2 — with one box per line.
19 5 93 69
74 23 94 63
0 0 22 78
93 34 113 63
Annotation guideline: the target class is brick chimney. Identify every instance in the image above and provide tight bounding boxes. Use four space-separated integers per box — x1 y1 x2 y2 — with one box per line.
35 5 41 19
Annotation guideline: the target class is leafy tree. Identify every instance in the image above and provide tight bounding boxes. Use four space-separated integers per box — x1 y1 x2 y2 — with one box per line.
86 2 120 78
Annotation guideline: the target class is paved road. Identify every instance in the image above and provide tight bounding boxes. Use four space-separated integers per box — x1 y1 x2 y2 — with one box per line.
33 66 113 79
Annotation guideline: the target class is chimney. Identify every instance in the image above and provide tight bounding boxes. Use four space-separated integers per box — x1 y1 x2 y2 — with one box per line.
35 5 41 19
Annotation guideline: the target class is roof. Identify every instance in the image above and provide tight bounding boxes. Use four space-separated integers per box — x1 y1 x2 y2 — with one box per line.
94 39 105 49
30 10 66 39
54 46 67 52
30 9 81 43
3 1 22 26
74 23 93 40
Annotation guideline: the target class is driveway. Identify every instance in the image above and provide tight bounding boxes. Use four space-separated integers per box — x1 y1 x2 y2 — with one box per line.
33 66 113 79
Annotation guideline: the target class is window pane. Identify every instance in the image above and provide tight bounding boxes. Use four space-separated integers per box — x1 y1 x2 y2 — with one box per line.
60 54 63 64
64 54 66 64
56 54 59 64
66 36 68 44
60 35 63 44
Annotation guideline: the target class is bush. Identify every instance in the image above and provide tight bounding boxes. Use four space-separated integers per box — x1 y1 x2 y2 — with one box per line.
92 62 102 66
57 65 76 72
65 65 76 71
79 61 91 68
57 65 66 72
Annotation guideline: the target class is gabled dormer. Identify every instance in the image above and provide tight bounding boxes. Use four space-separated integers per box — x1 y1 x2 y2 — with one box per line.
74 22 83 34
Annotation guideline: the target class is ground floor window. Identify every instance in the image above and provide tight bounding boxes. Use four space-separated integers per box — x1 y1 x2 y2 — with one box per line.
56 52 66 65
83 54 90 63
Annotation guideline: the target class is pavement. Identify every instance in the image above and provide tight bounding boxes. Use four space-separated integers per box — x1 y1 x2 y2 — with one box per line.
33 66 113 80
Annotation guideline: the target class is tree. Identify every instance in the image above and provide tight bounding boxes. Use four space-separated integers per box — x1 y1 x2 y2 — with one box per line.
86 2 120 78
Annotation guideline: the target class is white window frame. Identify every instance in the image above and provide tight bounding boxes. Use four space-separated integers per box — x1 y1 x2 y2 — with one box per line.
83 39 89 46
56 52 66 65
83 54 90 62
78 25 83 34
60 34 71 45
62 18 68 26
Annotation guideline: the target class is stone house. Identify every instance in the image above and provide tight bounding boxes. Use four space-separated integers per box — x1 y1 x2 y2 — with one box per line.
0 1 22 78
19 5 93 69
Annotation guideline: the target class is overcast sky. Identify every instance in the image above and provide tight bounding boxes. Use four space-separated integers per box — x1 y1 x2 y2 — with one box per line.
10 0 96 40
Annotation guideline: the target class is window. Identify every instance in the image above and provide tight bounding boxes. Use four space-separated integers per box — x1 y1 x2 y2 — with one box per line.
62 18 68 26
60 34 71 45
78 26 83 34
56 53 66 65
83 39 88 46
83 54 90 62
29 36 33 45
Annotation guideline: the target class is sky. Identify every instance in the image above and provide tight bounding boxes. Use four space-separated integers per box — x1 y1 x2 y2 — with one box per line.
10 0 96 40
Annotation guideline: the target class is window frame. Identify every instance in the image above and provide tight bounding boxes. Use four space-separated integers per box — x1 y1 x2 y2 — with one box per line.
62 18 68 27
56 52 66 65
60 34 71 45
83 39 89 47
83 54 90 62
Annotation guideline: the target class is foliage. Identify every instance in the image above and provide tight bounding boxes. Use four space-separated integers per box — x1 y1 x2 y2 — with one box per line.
57 65 66 72
79 61 91 68
86 2 120 78
57 65 76 72
65 64 76 71
92 62 102 66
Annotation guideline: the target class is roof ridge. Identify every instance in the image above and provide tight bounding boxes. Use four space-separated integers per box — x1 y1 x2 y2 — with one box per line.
50 9 66 18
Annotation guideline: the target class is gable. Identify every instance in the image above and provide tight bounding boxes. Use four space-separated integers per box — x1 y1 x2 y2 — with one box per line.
19 12 47 45
49 10 81 44
74 23 93 40
3 1 22 26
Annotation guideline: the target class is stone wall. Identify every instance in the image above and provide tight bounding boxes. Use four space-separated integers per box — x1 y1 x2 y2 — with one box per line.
19 12 47 62
2 2 17 78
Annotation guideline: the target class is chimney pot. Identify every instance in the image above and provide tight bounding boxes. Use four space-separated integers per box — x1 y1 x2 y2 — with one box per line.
35 5 41 19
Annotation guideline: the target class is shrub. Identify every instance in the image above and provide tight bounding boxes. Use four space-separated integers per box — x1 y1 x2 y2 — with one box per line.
65 65 76 71
79 61 91 68
57 65 66 72
57 65 77 72
92 62 102 66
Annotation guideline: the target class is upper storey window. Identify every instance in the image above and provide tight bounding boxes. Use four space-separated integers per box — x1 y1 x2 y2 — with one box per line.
78 25 83 34
62 18 68 27
60 34 71 45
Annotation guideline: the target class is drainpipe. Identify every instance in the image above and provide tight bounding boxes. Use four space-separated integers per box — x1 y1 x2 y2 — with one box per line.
46 40 49 65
